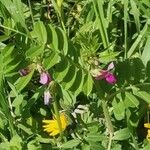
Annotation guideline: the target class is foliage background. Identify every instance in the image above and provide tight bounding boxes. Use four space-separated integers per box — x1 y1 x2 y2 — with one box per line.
0 0 150 149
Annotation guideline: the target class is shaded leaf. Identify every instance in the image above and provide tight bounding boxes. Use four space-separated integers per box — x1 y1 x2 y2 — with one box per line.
113 128 130 141
61 139 81 149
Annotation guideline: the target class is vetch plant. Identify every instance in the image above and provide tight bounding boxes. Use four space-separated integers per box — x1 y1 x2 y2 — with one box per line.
0 0 150 149
94 62 117 84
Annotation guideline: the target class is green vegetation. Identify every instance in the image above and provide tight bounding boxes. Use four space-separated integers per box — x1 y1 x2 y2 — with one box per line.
0 0 150 149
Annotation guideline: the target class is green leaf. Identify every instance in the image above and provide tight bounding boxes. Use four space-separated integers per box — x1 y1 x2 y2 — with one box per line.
60 139 81 149
22 86 45 117
12 95 23 107
48 24 58 50
90 142 105 150
143 143 150 150
61 65 77 90
141 36 150 66
25 45 44 59
31 21 47 44
54 57 69 82
93 0 109 48
134 91 150 104
99 50 120 64
1 44 21 77
17 124 33 135
43 51 60 70
36 136 54 144
69 69 85 95
15 70 34 93
55 27 68 55
60 88 75 108
127 21 148 58
112 98 125 120
7 81 18 97
130 0 140 33
0 0 27 31
82 73 93 96
85 133 105 142
9 135 22 149
124 92 139 108
113 128 130 141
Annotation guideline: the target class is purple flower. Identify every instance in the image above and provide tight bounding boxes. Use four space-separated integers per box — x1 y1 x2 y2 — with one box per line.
105 72 117 84
95 62 117 84
44 90 52 105
19 68 29 76
39 72 51 85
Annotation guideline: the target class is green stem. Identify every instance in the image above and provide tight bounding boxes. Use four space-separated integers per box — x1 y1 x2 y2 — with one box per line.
51 0 66 32
124 0 128 59
0 24 34 42
102 101 114 150
107 134 113 150
93 0 109 48
53 99 63 137
28 0 34 26
106 82 150 101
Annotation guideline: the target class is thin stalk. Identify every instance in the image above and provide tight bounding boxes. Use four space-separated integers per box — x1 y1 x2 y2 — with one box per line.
93 0 109 48
106 82 150 101
51 0 66 32
28 0 34 26
102 101 114 150
124 0 128 59
0 24 33 41
148 110 149 123
107 134 113 150
53 99 63 137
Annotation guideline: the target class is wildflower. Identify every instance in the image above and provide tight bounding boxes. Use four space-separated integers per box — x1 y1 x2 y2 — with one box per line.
44 90 52 105
43 112 68 136
144 123 150 141
104 72 116 84
19 64 35 76
40 72 51 85
95 62 117 84
19 68 29 76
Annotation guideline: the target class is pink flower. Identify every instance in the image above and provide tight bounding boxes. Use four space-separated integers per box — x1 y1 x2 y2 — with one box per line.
105 72 117 84
39 72 51 85
44 91 52 105
95 62 117 84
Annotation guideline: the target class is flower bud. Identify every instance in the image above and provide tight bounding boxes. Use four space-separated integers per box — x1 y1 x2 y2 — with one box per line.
44 90 52 105
39 72 51 85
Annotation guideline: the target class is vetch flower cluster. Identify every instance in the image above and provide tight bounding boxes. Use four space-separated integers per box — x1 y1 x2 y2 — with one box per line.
19 64 52 105
91 62 117 85
39 71 52 105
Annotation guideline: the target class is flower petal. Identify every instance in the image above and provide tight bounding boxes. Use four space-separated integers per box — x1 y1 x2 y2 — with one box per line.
144 123 150 129
42 112 68 136
107 62 114 71
40 72 51 85
95 70 108 80
105 72 117 84
44 91 52 105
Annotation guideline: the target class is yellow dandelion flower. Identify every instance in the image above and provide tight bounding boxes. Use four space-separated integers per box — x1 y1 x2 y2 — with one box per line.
144 123 150 141
42 112 68 136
